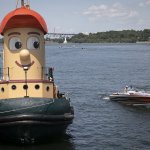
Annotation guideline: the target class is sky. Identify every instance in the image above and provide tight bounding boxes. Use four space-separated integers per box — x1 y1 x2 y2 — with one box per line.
0 0 150 34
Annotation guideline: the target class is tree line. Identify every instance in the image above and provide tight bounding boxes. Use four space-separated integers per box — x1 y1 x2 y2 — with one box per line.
69 29 150 43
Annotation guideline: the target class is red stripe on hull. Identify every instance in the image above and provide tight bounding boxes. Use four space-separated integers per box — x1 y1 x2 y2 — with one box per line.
0 79 53 84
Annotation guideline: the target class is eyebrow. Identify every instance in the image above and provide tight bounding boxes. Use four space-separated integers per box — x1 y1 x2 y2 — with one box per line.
8 32 21 36
28 32 40 35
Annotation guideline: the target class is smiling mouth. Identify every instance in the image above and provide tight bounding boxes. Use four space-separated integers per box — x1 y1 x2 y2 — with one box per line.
15 61 35 68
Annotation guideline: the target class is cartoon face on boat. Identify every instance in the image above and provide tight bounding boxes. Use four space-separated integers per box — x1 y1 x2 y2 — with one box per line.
0 6 48 80
6 28 41 67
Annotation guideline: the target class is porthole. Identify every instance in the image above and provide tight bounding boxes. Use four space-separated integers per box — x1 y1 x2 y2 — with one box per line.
46 86 50 91
35 84 40 90
23 85 28 90
1 87 4 92
12 85 17 90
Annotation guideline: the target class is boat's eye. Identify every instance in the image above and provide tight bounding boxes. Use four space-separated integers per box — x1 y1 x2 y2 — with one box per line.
9 37 22 50
27 37 40 50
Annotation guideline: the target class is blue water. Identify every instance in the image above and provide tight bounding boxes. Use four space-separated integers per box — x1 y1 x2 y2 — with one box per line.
0 43 150 150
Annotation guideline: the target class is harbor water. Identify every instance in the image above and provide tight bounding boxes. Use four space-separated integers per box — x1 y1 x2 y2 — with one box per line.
0 43 150 150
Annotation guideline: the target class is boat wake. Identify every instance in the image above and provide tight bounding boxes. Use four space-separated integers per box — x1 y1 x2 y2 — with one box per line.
102 96 110 100
99 93 110 101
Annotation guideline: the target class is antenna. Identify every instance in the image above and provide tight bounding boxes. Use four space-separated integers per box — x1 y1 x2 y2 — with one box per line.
28 0 30 5
16 0 19 8
26 0 30 8
16 0 30 8
21 0 24 6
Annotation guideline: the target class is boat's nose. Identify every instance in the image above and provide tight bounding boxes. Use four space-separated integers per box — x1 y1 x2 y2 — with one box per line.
20 49 30 61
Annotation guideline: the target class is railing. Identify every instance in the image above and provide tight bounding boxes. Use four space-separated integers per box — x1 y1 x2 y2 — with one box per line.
0 67 54 81
43 67 54 81
0 67 9 80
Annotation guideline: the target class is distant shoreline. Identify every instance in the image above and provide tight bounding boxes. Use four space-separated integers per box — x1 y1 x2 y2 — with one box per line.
45 41 150 45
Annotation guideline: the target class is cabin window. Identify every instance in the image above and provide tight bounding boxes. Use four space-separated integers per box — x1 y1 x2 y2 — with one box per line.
46 86 50 91
1 87 4 92
35 84 40 90
12 85 17 90
27 37 40 50
9 37 22 50
23 85 28 90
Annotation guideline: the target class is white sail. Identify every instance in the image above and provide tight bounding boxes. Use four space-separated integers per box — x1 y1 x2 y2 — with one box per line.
63 37 67 44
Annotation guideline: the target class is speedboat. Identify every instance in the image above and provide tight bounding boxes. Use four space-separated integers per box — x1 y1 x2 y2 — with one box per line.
109 86 150 105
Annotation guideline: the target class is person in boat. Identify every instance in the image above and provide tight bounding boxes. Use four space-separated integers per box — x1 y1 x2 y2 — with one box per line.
124 86 128 93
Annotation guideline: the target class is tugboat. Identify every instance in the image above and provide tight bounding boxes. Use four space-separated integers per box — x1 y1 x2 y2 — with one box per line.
0 0 74 143
109 86 150 106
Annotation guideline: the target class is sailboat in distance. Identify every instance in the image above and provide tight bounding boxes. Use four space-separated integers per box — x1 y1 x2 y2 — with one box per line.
63 37 68 44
